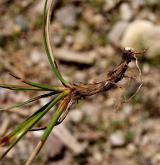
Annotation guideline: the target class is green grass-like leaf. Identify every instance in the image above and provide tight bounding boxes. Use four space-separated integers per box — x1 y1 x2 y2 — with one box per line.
0 91 56 112
0 84 42 91
26 95 70 165
0 92 67 160
43 0 68 85
10 73 66 91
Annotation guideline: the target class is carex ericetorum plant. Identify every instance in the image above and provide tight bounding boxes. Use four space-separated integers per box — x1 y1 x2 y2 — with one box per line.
0 0 143 164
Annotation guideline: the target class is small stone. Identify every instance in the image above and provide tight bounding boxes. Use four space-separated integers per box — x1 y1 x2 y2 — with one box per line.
65 35 74 46
97 46 114 58
83 9 94 25
131 0 144 9
32 0 44 14
108 21 128 43
15 15 28 32
73 27 91 51
121 20 160 59
92 14 105 29
30 49 43 64
105 98 115 107
109 131 125 147
73 71 87 82
54 48 96 65
138 10 157 22
104 0 116 11
126 144 137 156
142 63 150 74
93 150 103 163
55 5 77 27
83 9 105 28
120 3 133 21
123 105 133 117
69 109 83 123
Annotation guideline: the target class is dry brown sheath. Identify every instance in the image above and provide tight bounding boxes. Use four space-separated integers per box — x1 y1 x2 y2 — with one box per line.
69 48 136 100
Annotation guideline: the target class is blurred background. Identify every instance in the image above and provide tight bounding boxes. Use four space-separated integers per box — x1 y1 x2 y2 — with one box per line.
0 0 160 164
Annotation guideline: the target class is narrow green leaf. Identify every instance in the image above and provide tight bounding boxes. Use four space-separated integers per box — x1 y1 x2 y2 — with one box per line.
0 91 56 112
43 0 67 85
10 73 66 92
0 92 68 160
26 95 70 165
23 80 65 91
0 84 41 91
0 101 51 160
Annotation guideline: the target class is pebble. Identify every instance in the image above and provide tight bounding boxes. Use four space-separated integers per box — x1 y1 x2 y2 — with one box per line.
108 21 128 43
109 131 125 147
15 15 28 32
126 144 137 156
131 0 145 9
69 109 83 123
123 105 133 117
73 71 87 82
93 150 103 163
105 98 115 107
104 0 116 11
142 63 150 74
121 20 160 59
73 27 91 51
138 10 157 22
32 0 44 14
120 3 133 21
30 49 43 64
54 48 96 65
55 5 77 27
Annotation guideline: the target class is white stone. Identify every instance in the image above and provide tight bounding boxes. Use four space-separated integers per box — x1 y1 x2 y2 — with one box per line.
121 20 160 59
69 109 83 123
123 105 133 117
108 21 128 43
120 3 133 21
109 131 125 147
30 49 42 64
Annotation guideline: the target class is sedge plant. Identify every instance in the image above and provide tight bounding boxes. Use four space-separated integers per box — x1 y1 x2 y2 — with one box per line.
0 0 143 164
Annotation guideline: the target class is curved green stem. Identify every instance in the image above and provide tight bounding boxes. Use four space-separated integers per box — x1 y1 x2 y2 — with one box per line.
43 0 68 86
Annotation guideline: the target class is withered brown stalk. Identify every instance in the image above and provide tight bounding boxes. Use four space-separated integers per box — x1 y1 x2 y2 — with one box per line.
58 48 140 121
